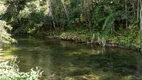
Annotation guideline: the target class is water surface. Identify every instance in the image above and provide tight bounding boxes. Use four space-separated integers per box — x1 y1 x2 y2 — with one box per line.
2 36 142 80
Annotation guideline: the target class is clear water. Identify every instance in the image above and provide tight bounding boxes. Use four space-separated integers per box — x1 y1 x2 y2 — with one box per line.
2 36 142 80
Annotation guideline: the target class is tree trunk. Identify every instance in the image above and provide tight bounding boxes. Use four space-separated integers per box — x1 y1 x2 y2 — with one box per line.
36 0 40 11
140 0 142 30
46 0 56 29
125 0 128 29
137 0 140 21
61 0 69 20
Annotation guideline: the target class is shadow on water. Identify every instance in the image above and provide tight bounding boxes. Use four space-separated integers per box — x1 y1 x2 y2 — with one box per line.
2 35 142 80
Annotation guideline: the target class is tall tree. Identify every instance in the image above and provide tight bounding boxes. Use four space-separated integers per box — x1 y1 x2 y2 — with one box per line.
46 0 56 29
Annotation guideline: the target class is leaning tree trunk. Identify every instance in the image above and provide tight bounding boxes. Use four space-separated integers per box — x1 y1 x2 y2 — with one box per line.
61 0 69 20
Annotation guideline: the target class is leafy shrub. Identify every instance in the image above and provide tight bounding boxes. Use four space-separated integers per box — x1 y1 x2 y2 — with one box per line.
0 61 42 80
0 20 16 44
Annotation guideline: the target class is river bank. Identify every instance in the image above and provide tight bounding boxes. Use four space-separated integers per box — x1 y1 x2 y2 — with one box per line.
13 27 142 52
31 29 142 52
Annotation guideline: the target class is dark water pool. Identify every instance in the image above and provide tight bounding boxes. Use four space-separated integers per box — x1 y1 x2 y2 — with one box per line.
2 36 142 80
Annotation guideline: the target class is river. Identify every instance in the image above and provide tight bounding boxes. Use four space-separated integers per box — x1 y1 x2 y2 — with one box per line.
2 36 142 80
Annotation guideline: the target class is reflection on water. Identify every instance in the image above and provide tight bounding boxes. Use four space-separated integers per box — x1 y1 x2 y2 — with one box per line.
2 36 142 80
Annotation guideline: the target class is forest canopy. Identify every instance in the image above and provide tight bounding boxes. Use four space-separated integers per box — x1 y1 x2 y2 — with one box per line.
0 0 142 49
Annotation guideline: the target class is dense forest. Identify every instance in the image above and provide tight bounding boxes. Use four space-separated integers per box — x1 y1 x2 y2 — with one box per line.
0 0 142 49
0 0 142 79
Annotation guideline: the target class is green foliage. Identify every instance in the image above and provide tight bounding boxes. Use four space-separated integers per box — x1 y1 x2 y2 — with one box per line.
4 0 26 22
2 0 139 33
1 0 141 49
10 1 47 34
102 12 117 35
0 20 16 44
0 61 42 80
108 25 142 50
